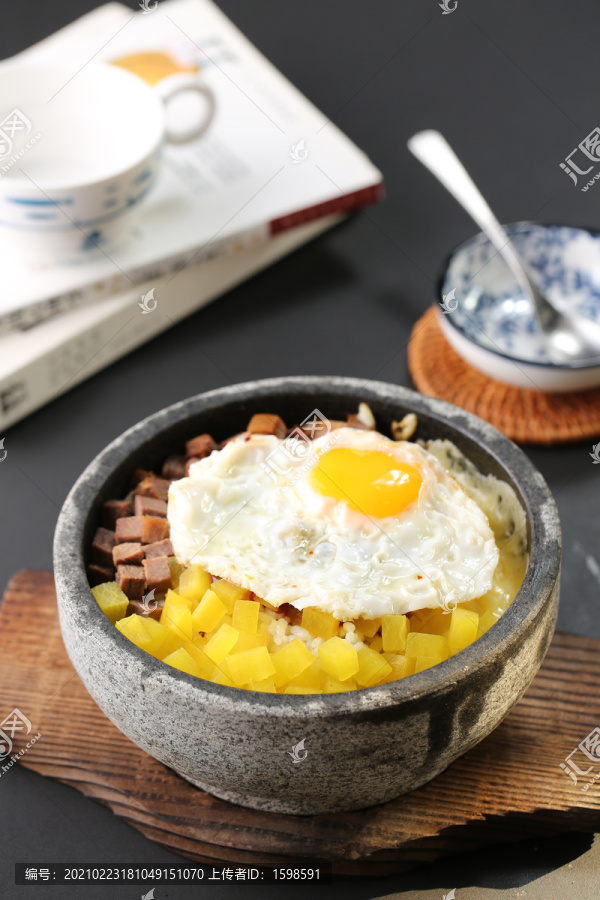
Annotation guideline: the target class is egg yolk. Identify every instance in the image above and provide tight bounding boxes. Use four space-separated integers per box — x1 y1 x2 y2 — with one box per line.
310 447 422 518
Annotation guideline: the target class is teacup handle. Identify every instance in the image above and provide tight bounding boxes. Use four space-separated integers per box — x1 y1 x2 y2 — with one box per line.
154 72 216 144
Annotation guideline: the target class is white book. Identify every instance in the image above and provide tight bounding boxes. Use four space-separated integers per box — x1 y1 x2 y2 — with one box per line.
0 215 341 430
0 0 382 330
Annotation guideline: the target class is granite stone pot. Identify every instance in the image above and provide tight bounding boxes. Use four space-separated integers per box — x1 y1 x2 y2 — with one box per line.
53 377 561 815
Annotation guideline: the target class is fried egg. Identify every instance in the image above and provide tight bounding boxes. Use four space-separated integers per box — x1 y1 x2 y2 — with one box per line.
167 427 499 619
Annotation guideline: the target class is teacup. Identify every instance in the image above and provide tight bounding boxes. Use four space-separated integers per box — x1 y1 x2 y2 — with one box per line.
0 62 215 263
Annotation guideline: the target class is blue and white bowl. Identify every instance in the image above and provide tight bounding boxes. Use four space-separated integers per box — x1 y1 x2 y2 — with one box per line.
437 223 600 392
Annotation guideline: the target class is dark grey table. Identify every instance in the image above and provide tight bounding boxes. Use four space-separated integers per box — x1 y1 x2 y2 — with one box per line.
1 0 599 897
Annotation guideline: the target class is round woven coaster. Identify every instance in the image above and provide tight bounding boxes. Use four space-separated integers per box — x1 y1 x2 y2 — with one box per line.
408 307 600 445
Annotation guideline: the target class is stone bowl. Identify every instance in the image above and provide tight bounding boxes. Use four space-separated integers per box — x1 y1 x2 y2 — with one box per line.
53 376 561 815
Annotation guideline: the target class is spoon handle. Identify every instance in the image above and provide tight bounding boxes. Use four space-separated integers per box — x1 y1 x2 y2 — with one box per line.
407 130 531 296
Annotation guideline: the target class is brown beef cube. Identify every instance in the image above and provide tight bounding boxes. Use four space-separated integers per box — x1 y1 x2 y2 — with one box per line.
141 516 169 544
247 413 287 439
142 556 173 593
185 433 216 459
162 455 187 480
90 527 116 567
126 598 164 621
134 494 167 518
115 516 144 543
144 539 174 559
102 497 133 529
88 563 115 586
131 468 156 486
135 476 170 502
116 565 146 600
346 413 374 430
113 542 144 566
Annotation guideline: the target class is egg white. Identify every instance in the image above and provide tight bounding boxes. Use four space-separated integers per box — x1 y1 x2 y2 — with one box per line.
167 427 499 619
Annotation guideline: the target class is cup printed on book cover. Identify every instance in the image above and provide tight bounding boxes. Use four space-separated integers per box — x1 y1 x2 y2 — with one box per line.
0 60 216 263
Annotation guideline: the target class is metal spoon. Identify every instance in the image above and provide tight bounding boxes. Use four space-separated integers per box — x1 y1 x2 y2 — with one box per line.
407 129 600 364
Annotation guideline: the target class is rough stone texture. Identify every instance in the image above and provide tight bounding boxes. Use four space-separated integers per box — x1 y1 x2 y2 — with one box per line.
53 377 561 815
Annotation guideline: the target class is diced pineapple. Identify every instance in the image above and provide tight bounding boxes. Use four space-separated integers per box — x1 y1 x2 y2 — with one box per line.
271 639 315 682
287 660 322 691
318 637 359 681
381 614 409 653
323 676 356 693
477 609 498 635
191 588 227 633
232 598 259 634
448 607 479 653
142 617 182 659
250 677 277 693
116 614 153 650
163 646 205 677
163 588 192 610
405 632 448 660
160 591 193 640
355 645 393 687
167 556 182 588
177 565 211 605
204 623 239 664
232 632 267 653
284 685 320 694
212 669 236 687
92 582 129 624
181 639 214 670
409 607 448 636
352 616 381 639
380 653 416 682
301 607 340 640
414 656 438 673
226 646 276 686
211 579 250 612
369 634 383 653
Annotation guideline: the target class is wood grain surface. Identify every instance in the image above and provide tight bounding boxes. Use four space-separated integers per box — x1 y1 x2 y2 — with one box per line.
1 570 599 876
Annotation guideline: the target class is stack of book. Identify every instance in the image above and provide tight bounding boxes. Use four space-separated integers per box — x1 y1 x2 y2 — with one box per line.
0 0 382 429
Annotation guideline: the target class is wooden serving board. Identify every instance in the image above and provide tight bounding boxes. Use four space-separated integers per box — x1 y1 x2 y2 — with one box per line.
1 570 600 877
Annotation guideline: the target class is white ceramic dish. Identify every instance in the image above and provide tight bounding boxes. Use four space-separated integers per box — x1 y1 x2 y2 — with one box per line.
437 223 600 392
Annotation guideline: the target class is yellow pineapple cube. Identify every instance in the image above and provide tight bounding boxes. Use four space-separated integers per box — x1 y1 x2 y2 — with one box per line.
163 646 205 677
212 669 236 687
405 632 448 660
177 565 211 605
232 632 267 653
203 623 239 664
352 616 381 639
381 614 410 653
232 598 259 634
477 609 498 635
284 685 320 694
355 645 393 687
409 607 449 636
380 653 416 682
271 639 315 682
415 656 438 673
287 660 322 691
163 588 192 610
318 637 359 681
301 607 340 640
448 607 479 653
250 677 277 693
226 646 276 686
116 614 153 650
369 634 383 653
181 639 214 670
191 588 227 633
91 582 129 624
167 556 182 588
211 579 250 613
257 610 275 636
141 617 182 659
323 676 356 693
160 591 193 640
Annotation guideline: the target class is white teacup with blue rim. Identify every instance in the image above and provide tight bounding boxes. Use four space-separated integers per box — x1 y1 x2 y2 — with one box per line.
0 62 215 263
